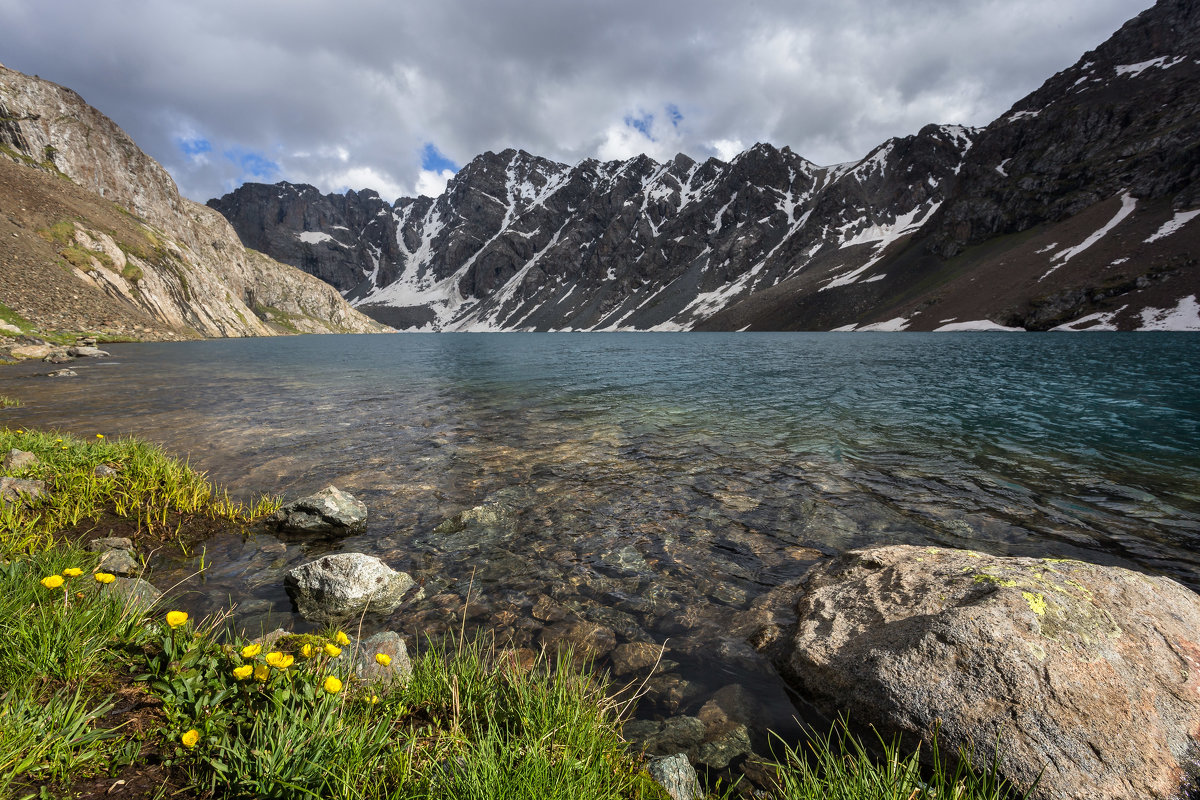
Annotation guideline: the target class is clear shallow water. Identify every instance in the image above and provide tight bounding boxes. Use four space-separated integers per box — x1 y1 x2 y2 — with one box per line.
5 332 1200 748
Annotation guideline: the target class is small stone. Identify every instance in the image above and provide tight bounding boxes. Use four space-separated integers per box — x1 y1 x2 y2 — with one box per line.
269 486 368 535
285 552 415 623
250 628 291 649
694 723 752 769
93 464 118 477
648 754 701 800
88 536 133 552
0 477 44 502
46 368 77 377
2 449 39 472
106 577 162 607
354 631 413 686
99 549 139 576
539 619 617 658
531 594 567 622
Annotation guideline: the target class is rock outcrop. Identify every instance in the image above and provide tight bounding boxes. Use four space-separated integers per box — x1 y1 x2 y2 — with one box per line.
776 545 1200 800
0 64 390 339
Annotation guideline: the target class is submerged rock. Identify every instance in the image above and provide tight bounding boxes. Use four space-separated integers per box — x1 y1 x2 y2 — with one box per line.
268 486 368 535
106 577 162 607
777 545 1200 800
285 552 414 623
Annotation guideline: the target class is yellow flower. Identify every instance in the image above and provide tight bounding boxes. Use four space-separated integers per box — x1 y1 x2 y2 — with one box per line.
232 665 253 680
300 643 315 659
254 664 270 682
323 676 343 694
334 631 350 646
96 434 104 439
374 653 391 667
62 567 83 577
181 729 199 748
241 644 262 658
165 610 189 628
323 643 341 658
93 572 116 584
40 575 64 589
367 694 380 705
265 652 294 669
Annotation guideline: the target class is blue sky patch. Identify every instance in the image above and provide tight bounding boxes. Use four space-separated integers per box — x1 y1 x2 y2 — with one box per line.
666 104 683 128
177 137 212 157
224 147 280 182
422 143 458 173
624 112 655 140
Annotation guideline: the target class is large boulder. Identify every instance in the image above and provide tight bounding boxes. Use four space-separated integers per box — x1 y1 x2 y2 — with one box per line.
777 545 1200 800
268 486 367 535
285 552 414 623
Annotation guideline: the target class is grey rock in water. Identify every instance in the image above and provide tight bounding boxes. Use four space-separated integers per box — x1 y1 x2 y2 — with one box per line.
269 486 368 535
0 476 44 502
777 545 1200 800
46 368 78 377
647 754 701 800
623 717 706 757
353 630 413 686
285 552 414 623
2 448 39 472
67 346 109 358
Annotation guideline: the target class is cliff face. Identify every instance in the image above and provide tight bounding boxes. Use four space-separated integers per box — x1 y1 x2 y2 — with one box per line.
0 64 389 339
212 0 1199 332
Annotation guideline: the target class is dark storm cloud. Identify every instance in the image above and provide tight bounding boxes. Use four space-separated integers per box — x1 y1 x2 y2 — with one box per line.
0 0 1152 202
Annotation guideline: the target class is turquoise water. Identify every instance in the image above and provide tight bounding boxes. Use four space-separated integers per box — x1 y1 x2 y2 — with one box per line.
5 332 1200 742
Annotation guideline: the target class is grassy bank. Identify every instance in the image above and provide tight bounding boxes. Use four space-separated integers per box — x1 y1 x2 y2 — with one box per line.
0 423 1028 799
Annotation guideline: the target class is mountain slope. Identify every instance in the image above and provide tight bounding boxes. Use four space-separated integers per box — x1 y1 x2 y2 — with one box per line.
212 0 1199 332
0 63 389 339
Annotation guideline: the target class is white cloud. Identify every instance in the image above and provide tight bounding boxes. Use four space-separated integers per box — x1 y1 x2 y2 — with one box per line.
415 168 455 198
709 139 745 162
0 0 1154 202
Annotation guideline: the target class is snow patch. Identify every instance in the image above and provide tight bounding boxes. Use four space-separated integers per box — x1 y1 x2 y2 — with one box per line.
1138 295 1200 331
1052 305 1128 331
1144 209 1200 243
298 231 334 245
1115 56 1186 77
1041 192 1136 280
933 320 1025 332
995 159 1011 177
1007 110 1040 123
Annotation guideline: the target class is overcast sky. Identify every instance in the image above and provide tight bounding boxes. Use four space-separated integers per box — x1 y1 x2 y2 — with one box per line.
1 0 1153 204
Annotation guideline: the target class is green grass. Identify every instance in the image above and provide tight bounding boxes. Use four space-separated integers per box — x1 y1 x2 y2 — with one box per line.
0 395 19 408
770 719 1030 800
0 427 279 555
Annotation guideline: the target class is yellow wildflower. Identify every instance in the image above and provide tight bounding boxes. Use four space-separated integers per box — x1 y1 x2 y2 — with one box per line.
181 729 199 748
96 434 104 439
165 610 189 628
232 665 253 680
300 643 315 659
367 694 380 705
374 653 391 667
241 644 262 658
40 575 64 589
323 643 342 658
62 567 83 577
254 664 270 682
265 652 294 669
93 572 116 584
334 631 350 646
323 676 343 694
